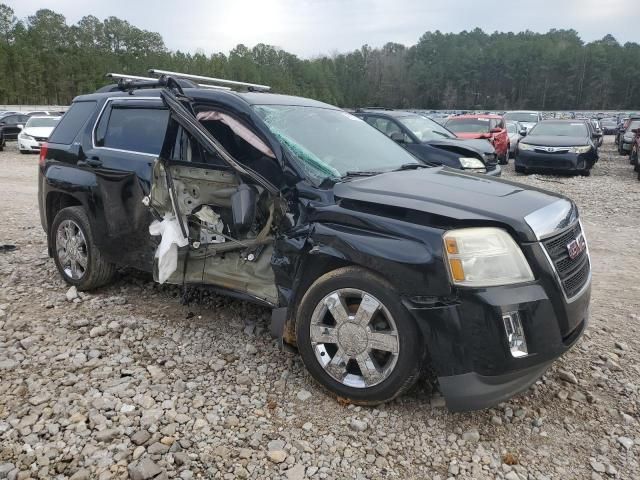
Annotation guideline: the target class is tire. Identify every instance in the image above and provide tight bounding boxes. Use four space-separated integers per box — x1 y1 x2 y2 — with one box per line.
51 206 117 291
499 146 509 165
0 136 4 152
515 165 526 174
19 150 29 155
580 169 591 177
296 266 423 406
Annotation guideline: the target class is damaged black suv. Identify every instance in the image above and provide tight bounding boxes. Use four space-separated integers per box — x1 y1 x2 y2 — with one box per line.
38 72 591 411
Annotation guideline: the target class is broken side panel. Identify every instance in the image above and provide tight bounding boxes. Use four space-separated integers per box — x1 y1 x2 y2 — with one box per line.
147 160 278 304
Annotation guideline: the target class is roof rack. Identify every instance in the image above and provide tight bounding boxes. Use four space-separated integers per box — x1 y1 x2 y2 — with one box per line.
148 69 271 92
106 73 232 91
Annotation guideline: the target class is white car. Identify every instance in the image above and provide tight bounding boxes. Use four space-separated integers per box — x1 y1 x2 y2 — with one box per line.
503 111 543 133
18 116 61 154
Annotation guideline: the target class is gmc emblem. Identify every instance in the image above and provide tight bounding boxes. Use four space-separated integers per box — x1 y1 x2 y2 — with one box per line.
566 233 586 260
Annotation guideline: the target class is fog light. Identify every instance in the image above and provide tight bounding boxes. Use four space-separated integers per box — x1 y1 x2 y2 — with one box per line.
502 312 528 357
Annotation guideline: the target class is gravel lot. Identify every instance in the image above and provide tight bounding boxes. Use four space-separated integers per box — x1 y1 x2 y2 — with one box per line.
0 138 639 480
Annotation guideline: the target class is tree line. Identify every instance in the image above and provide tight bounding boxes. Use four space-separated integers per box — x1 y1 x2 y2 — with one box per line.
0 4 638 110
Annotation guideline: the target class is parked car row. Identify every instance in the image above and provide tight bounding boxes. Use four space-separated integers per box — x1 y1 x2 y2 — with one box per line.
0 110 65 152
34 70 592 412
625 123 640 181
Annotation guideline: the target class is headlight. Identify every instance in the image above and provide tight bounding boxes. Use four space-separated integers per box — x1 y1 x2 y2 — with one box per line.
459 157 485 171
518 143 535 151
569 145 591 154
19 133 34 140
443 228 534 287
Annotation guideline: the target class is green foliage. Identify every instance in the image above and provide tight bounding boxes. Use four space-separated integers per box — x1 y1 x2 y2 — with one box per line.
0 4 638 109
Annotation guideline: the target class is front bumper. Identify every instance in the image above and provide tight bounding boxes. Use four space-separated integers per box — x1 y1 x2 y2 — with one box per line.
405 241 590 411
485 164 501 177
18 136 44 152
515 150 593 172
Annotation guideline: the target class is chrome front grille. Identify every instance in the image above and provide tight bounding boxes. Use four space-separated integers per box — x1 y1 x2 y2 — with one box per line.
541 222 591 300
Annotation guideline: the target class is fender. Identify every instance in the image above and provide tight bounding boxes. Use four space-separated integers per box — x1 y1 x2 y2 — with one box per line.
274 220 453 346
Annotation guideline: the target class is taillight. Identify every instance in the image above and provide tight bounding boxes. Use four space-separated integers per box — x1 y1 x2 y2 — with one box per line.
39 142 48 167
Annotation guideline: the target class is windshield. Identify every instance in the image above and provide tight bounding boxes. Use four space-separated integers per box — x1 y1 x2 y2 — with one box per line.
529 122 588 137
504 112 539 123
26 117 60 128
445 118 491 134
253 105 419 183
397 114 456 141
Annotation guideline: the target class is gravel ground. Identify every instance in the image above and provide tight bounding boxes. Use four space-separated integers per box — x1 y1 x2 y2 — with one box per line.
0 137 639 480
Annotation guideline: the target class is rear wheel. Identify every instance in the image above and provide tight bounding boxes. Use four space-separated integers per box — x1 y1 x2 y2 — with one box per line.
581 169 592 177
296 267 423 405
515 165 526 174
51 206 117 291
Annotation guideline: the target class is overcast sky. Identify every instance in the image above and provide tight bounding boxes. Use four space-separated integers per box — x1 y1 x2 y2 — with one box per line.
7 0 637 57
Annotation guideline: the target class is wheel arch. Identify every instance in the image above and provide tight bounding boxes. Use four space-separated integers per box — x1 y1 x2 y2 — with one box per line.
45 191 83 254
280 222 447 347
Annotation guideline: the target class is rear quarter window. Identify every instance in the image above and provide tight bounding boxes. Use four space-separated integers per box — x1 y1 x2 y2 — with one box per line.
49 101 97 144
101 107 169 155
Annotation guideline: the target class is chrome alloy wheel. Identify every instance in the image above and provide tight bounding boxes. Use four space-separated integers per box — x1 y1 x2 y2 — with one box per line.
56 219 88 280
309 288 399 388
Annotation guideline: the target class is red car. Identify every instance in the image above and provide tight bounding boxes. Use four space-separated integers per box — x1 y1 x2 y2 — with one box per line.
445 114 510 164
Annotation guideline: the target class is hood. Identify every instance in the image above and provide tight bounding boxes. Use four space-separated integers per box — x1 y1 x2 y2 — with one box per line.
521 135 589 147
334 167 570 242
425 138 495 158
22 126 55 138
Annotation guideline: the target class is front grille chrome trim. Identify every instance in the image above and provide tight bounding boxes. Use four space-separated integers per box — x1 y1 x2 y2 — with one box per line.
540 219 591 303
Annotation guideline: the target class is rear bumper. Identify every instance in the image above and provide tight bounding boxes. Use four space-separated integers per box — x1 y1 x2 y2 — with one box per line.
515 150 594 172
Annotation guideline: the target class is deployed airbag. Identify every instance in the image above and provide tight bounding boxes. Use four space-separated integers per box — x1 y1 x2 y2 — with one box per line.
149 214 189 283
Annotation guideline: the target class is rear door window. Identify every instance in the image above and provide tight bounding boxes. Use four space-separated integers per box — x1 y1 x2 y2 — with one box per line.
101 107 169 155
49 101 97 144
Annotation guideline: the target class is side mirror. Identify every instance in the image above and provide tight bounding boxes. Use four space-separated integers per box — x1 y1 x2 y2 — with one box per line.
389 131 405 143
231 184 256 235
519 129 527 136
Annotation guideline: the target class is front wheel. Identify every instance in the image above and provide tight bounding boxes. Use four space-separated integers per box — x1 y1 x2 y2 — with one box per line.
296 267 423 405
515 165 526 174
51 206 117 291
499 147 509 165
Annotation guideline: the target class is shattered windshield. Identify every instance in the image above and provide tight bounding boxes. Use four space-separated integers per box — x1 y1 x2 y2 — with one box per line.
398 114 456 141
253 105 418 184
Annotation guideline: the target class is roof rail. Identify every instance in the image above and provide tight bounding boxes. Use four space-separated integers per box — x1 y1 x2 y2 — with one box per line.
148 69 271 92
106 73 232 91
355 107 394 112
